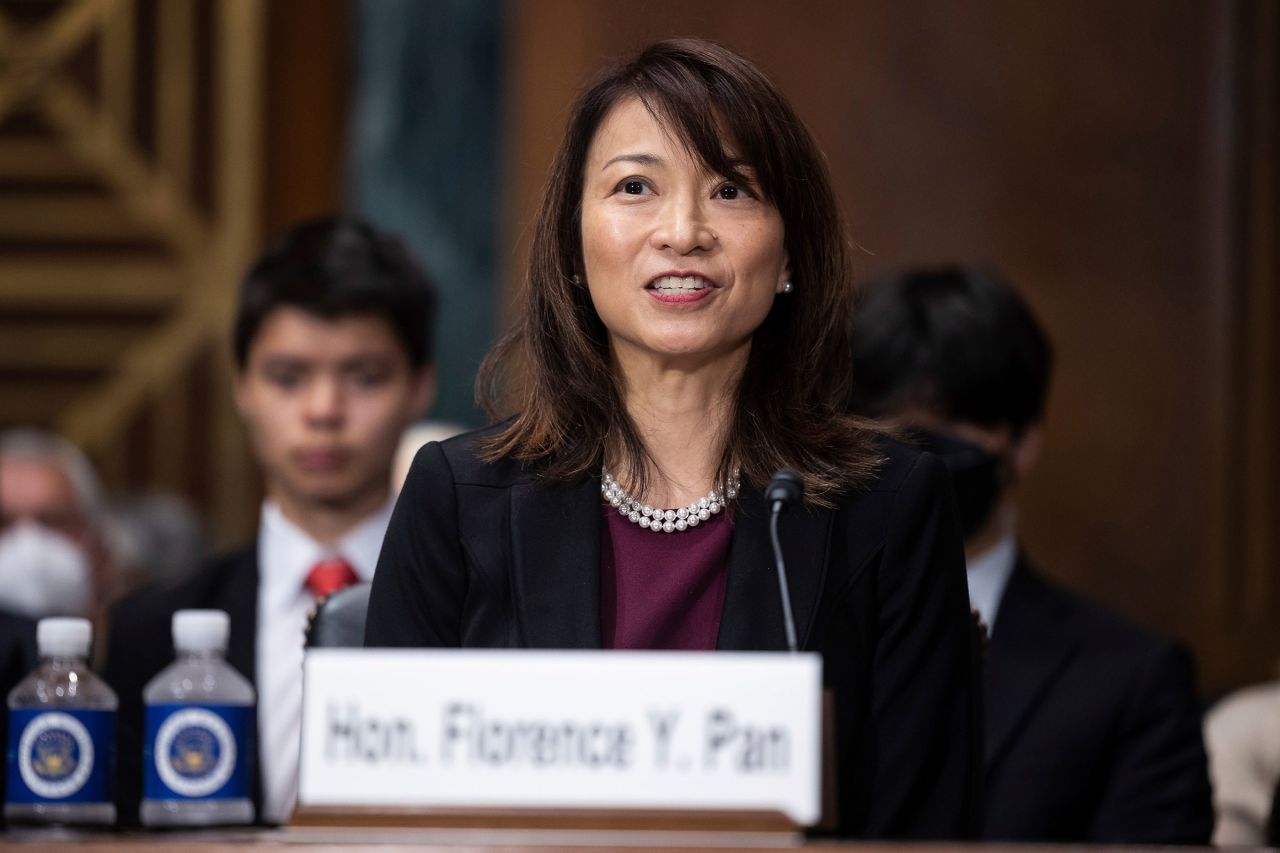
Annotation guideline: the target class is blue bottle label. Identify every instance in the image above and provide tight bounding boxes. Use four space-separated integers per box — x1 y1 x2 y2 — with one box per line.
5 708 115 805
143 703 253 801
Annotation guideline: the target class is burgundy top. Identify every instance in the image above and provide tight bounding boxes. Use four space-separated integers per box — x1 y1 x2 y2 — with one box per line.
599 500 733 650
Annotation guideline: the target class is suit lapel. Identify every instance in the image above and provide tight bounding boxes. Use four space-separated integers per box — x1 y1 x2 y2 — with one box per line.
510 475 603 648
984 561 1078 769
717 483 832 651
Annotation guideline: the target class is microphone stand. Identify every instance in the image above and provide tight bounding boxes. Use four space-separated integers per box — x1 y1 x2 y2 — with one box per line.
766 469 804 654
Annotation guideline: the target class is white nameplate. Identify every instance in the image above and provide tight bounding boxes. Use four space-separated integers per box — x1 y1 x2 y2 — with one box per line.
299 649 822 825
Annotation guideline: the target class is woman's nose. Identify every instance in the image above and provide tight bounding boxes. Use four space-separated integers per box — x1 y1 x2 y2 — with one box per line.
651 195 716 254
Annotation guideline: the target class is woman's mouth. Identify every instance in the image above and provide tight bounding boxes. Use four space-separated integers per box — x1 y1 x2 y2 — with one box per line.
647 275 716 304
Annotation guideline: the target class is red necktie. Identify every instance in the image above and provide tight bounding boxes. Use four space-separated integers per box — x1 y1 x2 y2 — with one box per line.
305 557 359 599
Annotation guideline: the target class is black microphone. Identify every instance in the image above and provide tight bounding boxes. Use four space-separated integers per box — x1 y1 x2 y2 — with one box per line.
765 469 804 653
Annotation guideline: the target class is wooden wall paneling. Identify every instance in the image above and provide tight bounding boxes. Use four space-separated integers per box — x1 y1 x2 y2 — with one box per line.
0 0 274 550
0 193 150 240
0 136 85 178
1203 0 1247 651
60 291 219 459
207 0 263 547
185 344 216 513
1200 0 1280 690
501 0 598 320
0 320 141 371
0 258 180 309
156 0 195 196
1237 0 1277 627
262 0 348 236
39 75 208 255
100 0 135 134
125 399 152 492
93 408 127 493
1257 3 1279 647
502 1 1278 691
0 379 87 427
211 345 256 547
0 0 103 119
150 365 189 496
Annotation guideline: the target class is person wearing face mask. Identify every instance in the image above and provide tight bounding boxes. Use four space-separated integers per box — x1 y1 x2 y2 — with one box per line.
850 267 1213 844
0 429 102 817
0 429 110 623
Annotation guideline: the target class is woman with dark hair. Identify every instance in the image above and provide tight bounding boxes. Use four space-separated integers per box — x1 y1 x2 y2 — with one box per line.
367 38 977 837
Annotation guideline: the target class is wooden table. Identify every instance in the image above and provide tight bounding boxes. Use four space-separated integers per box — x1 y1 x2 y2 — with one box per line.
0 827 1144 852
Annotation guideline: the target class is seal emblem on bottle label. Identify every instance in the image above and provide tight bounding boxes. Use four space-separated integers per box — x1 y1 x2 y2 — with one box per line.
17 711 95 800
153 708 238 798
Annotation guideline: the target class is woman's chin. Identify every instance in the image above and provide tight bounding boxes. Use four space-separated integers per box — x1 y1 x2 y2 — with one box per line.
621 337 749 369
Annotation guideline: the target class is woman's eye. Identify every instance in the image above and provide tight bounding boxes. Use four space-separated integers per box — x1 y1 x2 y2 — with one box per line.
622 180 646 195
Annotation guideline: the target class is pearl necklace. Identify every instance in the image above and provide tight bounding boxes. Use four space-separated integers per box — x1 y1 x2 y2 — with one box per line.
601 468 740 533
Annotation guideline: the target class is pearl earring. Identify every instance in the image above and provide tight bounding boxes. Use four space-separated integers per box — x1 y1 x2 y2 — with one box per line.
781 281 794 294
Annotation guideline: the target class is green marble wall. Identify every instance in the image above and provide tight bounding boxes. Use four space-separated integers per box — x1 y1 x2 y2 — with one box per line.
348 0 505 426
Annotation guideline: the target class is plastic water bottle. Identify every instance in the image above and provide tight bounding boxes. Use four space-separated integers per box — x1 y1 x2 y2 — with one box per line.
5 617 117 826
140 609 255 826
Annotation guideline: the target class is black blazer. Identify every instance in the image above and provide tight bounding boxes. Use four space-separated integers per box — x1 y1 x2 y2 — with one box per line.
982 561 1213 843
366 428 979 839
103 546 262 826
0 609 37 818
0 607 36 699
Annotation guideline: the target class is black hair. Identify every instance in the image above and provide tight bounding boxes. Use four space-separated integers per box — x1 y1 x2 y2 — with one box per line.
850 266 1053 438
233 216 437 369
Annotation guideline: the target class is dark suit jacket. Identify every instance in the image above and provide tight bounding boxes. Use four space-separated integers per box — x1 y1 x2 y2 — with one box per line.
103 546 262 826
983 561 1213 843
0 609 37 819
366 429 980 839
0 607 37 699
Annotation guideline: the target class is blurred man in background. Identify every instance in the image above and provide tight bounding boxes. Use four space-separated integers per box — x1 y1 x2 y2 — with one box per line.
101 490 207 590
106 216 437 825
0 428 103 815
850 266 1213 843
1205 678 1280 845
0 428 114 623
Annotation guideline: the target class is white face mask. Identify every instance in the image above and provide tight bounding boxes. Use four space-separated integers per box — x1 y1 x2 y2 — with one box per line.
0 523 92 619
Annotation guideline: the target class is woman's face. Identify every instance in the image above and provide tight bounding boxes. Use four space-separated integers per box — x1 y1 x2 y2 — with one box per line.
580 97 790 368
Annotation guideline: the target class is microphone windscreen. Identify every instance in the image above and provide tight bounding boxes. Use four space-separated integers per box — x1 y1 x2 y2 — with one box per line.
765 468 804 507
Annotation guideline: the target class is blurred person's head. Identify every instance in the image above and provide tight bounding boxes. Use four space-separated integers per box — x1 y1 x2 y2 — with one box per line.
850 266 1053 555
101 491 206 590
232 216 437 537
0 428 108 617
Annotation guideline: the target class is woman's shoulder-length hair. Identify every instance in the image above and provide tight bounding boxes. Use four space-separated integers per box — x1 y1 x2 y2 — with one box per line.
477 37 882 507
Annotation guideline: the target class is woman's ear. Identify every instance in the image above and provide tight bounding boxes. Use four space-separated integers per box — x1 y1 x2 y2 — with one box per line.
776 251 792 294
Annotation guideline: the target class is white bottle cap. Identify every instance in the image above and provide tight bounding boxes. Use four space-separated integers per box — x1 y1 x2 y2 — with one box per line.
172 609 230 653
37 617 92 658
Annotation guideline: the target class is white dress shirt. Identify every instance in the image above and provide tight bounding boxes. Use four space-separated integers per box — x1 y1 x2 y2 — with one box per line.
965 530 1018 636
255 498 392 824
